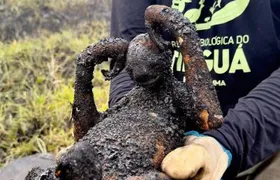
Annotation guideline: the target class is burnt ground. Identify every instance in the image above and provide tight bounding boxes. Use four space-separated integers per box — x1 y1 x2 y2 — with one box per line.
0 0 111 42
25 167 58 180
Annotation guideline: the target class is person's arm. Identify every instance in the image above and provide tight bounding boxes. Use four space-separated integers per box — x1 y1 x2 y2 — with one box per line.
162 66 280 180
205 0 280 177
109 0 156 107
204 66 280 179
162 0 280 178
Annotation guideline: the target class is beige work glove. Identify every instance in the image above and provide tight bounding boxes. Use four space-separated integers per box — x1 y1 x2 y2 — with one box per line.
161 131 232 180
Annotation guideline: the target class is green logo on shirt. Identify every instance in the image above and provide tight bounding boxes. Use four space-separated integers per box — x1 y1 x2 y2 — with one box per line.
172 0 250 31
171 0 251 86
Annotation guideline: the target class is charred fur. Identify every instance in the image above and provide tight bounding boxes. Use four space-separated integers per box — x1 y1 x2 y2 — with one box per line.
26 5 223 180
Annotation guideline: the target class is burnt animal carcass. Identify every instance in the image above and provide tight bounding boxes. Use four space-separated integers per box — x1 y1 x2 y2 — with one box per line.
26 5 223 180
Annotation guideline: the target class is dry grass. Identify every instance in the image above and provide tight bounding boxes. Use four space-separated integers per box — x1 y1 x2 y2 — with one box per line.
0 0 110 167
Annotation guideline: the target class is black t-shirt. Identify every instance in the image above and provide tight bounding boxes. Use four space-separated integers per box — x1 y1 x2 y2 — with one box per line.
110 0 280 179
111 0 280 113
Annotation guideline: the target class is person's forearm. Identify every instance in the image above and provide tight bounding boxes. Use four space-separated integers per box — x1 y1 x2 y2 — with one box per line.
109 69 135 107
205 66 280 179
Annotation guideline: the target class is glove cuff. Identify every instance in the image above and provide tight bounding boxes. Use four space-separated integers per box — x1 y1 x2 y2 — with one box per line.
184 130 232 167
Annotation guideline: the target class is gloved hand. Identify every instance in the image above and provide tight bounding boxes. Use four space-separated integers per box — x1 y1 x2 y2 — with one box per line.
161 131 232 180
